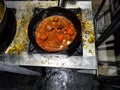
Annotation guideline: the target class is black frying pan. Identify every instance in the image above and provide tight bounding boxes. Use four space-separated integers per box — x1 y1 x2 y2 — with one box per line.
28 0 82 53
0 0 7 35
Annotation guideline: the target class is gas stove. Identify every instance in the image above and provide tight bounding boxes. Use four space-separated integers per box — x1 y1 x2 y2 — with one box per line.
2 1 97 71
0 8 16 54
28 8 83 56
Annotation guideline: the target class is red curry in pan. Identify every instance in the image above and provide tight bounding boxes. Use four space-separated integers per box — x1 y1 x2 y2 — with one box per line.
35 15 77 52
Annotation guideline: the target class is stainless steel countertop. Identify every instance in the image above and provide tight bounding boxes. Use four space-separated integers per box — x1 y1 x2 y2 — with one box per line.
1 1 97 70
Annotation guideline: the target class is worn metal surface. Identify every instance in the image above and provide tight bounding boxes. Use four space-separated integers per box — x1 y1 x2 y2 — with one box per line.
1 1 97 70
0 62 41 76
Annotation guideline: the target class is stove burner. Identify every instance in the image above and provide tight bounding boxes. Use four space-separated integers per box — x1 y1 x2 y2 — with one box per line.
28 8 82 56
0 8 16 54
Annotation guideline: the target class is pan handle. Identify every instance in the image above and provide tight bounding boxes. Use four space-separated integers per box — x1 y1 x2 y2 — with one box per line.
58 0 64 7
